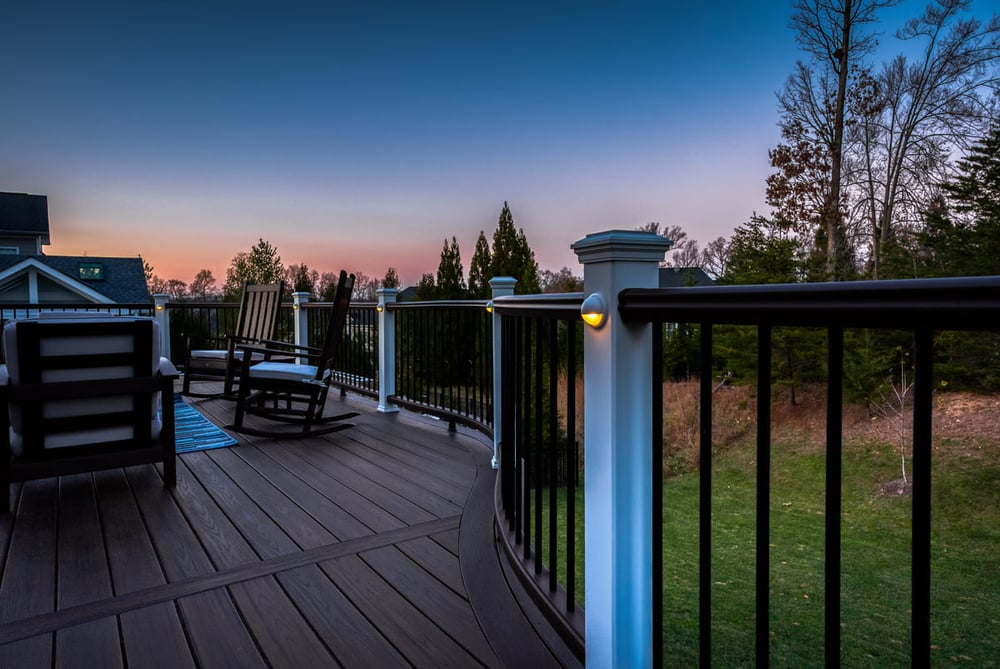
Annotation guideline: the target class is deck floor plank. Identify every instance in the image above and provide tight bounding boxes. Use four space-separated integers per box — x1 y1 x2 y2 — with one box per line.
126 464 266 666
95 469 196 667
275 437 443 527
0 478 57 666
321 553 489 669
243 440 405 535
278 563 408 668
397 534 469 598
0 386 579 667
55 474 121 667
361 543 502 668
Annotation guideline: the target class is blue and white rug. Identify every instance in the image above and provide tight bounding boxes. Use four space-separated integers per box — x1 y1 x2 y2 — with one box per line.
174 395 238 453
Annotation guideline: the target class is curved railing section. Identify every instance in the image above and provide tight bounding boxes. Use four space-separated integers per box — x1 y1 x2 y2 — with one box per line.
387 300 493 432
491 292 586 658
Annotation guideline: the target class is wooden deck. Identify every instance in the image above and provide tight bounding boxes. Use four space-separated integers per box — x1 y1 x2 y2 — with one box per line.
0 383 580 668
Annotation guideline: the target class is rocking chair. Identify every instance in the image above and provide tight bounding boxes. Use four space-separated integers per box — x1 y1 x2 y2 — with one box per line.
182 282 284 399
229 271 359 438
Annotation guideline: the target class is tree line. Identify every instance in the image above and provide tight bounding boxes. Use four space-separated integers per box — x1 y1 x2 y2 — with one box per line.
146 201 585 303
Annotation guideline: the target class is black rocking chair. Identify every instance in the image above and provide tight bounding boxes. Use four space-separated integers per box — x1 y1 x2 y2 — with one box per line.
229 271 359 438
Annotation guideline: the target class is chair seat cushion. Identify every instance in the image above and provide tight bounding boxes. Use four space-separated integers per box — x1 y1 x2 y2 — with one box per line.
248 361 329 383
190 349 271 361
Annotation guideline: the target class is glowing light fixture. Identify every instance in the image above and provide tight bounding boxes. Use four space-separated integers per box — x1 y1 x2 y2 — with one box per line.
485 300 493 313
580 293 606 328
155 303 164 311
292 303 299 311
376 302 384 313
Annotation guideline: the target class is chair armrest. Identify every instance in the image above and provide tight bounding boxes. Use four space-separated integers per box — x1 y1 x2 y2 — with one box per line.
158 357 180 378
261 338 321 355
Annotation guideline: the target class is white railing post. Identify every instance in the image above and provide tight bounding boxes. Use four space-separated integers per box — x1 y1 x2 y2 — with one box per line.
489 276 517 469
572 229 671 668
153 293 170 360
293 292 309 361
377 287 399 414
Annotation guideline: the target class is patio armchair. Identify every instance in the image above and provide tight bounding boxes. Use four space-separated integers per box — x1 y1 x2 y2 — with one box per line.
182 282 284 399
0 317 179 513
229 271 359 438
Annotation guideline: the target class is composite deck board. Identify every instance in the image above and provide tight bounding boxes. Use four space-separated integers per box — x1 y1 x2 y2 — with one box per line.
361 543 502 667
351 421 478 485
297 435 464 519
275 437 445 527
345 425 476 491
254 439 413 533
397 535 469 598
278 563 409 668
0 385 579 667
321 554 492 668
56 474 121 666
231 443 382 541
95 469 197 667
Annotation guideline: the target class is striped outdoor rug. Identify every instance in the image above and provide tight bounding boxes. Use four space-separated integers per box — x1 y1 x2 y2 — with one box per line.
174 395 238 453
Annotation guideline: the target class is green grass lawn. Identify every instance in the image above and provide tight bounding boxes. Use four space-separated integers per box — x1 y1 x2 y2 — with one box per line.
543 439 1000 666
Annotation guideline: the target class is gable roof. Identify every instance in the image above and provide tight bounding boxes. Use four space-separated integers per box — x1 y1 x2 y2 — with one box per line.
0 255 150 303
659 267 717 288
0 192 50 243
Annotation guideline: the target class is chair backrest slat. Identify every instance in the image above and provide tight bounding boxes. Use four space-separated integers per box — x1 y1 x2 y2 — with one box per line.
236 283 284 342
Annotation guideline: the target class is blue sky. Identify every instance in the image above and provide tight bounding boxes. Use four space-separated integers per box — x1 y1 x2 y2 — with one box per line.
1 1 994 285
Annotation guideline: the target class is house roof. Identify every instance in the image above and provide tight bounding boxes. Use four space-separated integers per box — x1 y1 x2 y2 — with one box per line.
659 267 717 288
0 255 150 303
0 192 50 243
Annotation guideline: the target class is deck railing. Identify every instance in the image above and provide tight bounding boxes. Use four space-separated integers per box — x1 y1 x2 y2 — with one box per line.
620 276 1000 668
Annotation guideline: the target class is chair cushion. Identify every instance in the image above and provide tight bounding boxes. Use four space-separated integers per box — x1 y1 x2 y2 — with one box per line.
190 349 270 361
248 361 329 383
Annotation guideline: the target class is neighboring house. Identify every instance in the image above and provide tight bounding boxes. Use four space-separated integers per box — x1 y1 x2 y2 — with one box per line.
0 192 150 304
659 266 716 288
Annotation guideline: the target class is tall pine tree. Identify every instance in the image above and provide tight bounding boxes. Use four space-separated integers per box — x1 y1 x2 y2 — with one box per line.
467 231 492 298
489 202 539 295
436 237 467 299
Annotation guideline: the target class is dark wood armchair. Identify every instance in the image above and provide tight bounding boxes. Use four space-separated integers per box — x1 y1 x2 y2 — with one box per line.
0 317 179 513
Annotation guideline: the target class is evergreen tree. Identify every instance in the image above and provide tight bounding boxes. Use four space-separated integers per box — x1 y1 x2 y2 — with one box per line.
223 238 284 300
490 202 519 279
415 273 436 300
382 267 401 289
467 231 492 298
436 237 467 299
489 202 540 294
515 228 541 294
286 263 318 297
720 215 802 285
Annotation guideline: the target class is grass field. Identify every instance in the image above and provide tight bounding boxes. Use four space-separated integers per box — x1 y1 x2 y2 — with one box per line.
542 387 1000 667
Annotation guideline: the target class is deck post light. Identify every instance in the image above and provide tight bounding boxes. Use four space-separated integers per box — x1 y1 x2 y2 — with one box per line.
580 292 606 328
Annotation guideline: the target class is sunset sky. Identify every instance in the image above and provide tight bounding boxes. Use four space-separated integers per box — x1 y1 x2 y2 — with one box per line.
2 1 995 287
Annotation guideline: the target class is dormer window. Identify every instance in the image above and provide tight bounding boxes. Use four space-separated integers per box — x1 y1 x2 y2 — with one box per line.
79 262 104 280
